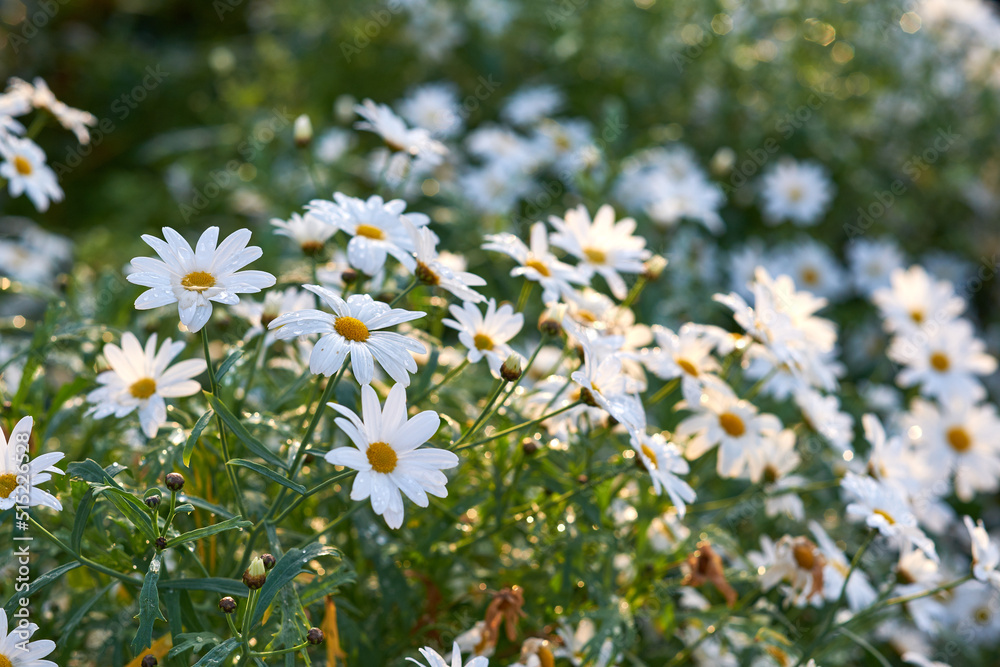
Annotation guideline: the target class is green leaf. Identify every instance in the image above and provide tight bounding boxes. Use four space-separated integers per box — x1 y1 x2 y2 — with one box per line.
205 392 286 469
174 503 195 513
159 577 248 598
193 637 241 666
3 561 81 616
228 459 306 494
217 348 243 380
166 516 252 548
71 489 97 553
100 487 158 541
184 409 214 467
179 495 235 520
131 553 166 653
250 543 339 628
167 632 221 659
58 582 114 645
67 459 128 485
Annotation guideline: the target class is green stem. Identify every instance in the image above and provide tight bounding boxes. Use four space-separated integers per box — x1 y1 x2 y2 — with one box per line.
458 400 583 451
28 516 143 586
202 328 249 519
253 641 310 657
411 359 469 404
389 278 419 307
452 379 509 449
647 378 680 405
620 275 648 309
226 610 241 638
516 280 534 312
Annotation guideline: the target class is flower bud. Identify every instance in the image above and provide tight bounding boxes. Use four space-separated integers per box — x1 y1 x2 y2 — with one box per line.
500 354 523 382
307 627 325 644
155 537 168 551
261 553 277 570
294 114 313 148
219 596 238 614
538 317 563 338
341 268 358 285
521 437 539 455
141 656 158 667
165 472 185 492
642 255 668 281
243 556 268 590
144 494 161 510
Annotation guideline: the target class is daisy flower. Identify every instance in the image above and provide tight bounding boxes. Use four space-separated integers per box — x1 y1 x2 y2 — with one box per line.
642 324 720 394
841 473 937 560
675 381 782 479
759 159 833 226
483 223 585 304
408 223 486 303
769 240 849 302
0 135 63 212
888 319 996 402
86 332 207 438
810 520 878 611
756 534 827 607
554 619 619 667
127 226 276 333
271 211 336 255
409 642 488 667
268 285 426 386
755 429 807 520
8 76 97 143
794 388 855 454
500 84 563 126
0 607 58 667
443 299 523 375
231 287 315 344
548 204 650 300
1 416 64 512
570 341 646 433
847 238 905 296
325 384 457 529
354 98 448 165
398 83 462 138
629 431 696 517
872 265 965 336
308 193 429 275
964 515 1000 588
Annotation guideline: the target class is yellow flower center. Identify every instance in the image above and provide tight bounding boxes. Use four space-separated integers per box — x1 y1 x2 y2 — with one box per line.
366 441 398 474
13 155 32 175
873 509 896 525
641 444 658 468
300 240 324 254
0 473 19 499
525 258 551 277
718 412 746 437
910 309 925 324
129 377 158 399
355 224 385 240
583 247 607 264
793 543 817 570
181 271 216 292
800 267 819 286
334 316 370 342
538 646 556 667
929 351 950 372
0 653 13 667
415 261 440 286
786 185 803 202
473 333 494 351
676 358 699 377
947 426 972 453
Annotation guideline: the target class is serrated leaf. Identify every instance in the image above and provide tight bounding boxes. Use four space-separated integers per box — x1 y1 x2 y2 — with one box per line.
205 392 286 469
184 409 214 467
3 561 81 616
167 632 221 659
166 516 252 548
228 459 306 494
193 637 241 666
131 553 166 653
250 543 339 628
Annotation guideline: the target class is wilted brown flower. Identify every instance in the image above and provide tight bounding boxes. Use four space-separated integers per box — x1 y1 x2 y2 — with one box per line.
681 541 737 607
474 585 526 654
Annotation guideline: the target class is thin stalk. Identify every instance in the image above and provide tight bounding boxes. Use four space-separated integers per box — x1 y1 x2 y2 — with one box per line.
29 516 143 586
202 328 249 519
411 359 469 404
389 278 419 307
458 400 583 451
452 379 508 449
516 280 534 312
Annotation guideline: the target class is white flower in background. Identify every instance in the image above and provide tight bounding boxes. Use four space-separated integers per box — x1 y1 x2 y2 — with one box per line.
465 125 543 171
769 240 849 302
964 515 1000 588
500 84 563 126
755 429 807 520
0 607 59 666
893 547 946 634
645 176 726 235
308 193 429 275
326 384 456 530
127 226 276 333
794 388 855 454
902 398 1000 502
756 534 826 607
443 299 523 375
809 520 877 611
314 128 355 164
533 119 595 174
570 341 646 433
408 223 487 303
0 135 63 211
847 238 905 296
642 324 720 394
268 286 426 385
888 319 996 402
675 381 781 478
549 204 650 300
759 159 833 226
841 473 937 560
1 416 63 512
86 332 207 438
271 211 336 254
555 619 619 667
409 642 489 667
456 162 535 215
647 509 691 553
354 98 448 165
7 76 98 143
483 222 585 304
232 287 315 344
629 431 695 517
872 265 965 336
398 83 462 138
